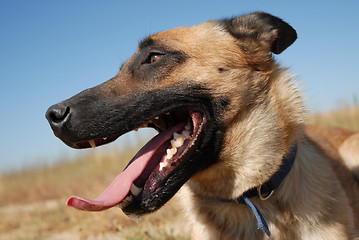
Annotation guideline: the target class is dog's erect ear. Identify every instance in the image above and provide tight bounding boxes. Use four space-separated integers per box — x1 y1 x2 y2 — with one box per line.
221 12 297 54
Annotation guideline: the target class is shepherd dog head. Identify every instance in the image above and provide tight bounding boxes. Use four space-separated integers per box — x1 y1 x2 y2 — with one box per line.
46 12 299 216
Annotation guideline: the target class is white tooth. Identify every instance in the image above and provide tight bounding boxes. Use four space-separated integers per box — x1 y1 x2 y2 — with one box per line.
130 184 143 196
159 162 164 171
159 161 168 171
179 129 190 137
181 130 189 137
171 136 184 148
173 132 181 139
166 148 177 159
89 140 96 148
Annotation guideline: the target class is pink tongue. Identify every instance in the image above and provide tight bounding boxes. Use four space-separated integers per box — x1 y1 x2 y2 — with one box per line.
67 122 185 211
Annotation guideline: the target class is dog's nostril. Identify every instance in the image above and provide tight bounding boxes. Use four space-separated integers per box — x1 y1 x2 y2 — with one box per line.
46 104 70 124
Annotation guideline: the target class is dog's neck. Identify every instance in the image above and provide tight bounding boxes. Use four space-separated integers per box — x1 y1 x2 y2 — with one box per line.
214 142 298 236
226 142 298 201
182 138 352 239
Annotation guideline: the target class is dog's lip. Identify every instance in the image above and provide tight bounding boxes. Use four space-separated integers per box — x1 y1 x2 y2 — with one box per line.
66 110 206 212
74 135 120 149
71 110 189 149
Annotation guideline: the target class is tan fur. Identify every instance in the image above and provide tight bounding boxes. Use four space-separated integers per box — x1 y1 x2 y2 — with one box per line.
139 21 359 239
46 12 359 239
340 133 359 176
305 125 359 177
177 69 359 239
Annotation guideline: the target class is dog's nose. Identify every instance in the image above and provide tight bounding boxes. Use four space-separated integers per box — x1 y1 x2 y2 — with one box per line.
46 103 70 130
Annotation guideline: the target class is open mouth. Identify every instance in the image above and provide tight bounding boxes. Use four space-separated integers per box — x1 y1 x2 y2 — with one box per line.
67 110 206 212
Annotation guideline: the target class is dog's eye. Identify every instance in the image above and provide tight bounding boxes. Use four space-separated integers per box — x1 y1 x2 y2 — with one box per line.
145 53 163 64
150 54 161 63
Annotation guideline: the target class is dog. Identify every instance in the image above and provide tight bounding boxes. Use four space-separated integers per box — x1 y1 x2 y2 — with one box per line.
46 12 359 239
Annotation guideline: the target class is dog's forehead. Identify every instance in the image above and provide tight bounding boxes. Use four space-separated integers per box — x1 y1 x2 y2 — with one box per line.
145 21 236 53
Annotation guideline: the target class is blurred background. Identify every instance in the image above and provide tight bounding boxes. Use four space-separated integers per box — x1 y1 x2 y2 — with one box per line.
1 1 358 239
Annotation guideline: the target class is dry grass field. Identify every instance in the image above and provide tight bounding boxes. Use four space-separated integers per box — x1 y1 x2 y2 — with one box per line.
310 106 359 131
0 143 190 240
1 106 358 240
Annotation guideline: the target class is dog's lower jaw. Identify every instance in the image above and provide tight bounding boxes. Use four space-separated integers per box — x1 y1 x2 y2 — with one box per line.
180 139 359 239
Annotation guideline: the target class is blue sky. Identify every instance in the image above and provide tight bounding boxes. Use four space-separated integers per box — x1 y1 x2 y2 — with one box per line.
1 0 358 173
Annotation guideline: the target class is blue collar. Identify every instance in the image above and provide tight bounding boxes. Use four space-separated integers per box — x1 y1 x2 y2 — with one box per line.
219 142 298 236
